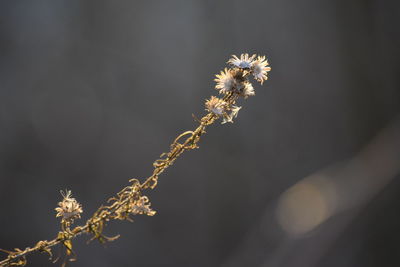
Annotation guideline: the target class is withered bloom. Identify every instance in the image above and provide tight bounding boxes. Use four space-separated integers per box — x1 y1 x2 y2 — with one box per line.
214 68 236 94
55 190 83 223
251 55 271 84
132 196 156 216
239 82 255 98
227 53 256 69
205 96 227 116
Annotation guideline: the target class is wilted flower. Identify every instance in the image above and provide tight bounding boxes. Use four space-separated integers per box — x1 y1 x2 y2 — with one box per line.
227 53 256 69
214 68 236 94
239 82 255 98
55 190 83 223
205 96 227 115
251 56 271 84
132 196 156 216
214 68 248 95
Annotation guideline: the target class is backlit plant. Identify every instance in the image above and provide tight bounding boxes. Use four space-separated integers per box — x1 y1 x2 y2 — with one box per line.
0 53 271 266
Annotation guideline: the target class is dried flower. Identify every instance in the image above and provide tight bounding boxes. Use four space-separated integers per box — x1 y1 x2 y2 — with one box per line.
227 53 256 69
131 196 156 216
214 68 236 94
205 96 227 115
239 82 255 98
251 56 271 84
55 190 83 223
214 68 247 95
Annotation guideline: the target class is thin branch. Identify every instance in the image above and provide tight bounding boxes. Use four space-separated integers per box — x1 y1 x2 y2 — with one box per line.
0 53 271 266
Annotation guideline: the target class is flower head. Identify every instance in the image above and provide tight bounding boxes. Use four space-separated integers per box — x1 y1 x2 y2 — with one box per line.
214 68 236 94
205 96 227 116
227 53 256 69
214 68 248 94
239 82 255 98
55 190 83 223
251 56 271 84
131 196 156 216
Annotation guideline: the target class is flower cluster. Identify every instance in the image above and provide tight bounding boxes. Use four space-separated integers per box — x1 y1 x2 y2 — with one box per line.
206 53 271 123
55 190 83 224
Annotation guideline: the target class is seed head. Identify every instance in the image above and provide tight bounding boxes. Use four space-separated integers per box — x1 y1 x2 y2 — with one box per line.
214 68 247 95
251 56 271 84
239 82 255 98
205 96 227 116
227 53 256 69
55 190 83 223
132 196 156 216
214 68 236 94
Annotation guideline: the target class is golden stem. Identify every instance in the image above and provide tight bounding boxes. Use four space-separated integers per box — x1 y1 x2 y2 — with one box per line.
0 93 238 267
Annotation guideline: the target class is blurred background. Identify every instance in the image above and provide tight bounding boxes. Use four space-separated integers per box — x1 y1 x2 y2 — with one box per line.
0 1 400 266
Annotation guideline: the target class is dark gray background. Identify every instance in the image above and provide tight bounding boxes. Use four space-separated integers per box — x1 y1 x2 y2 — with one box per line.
1 1 400 266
